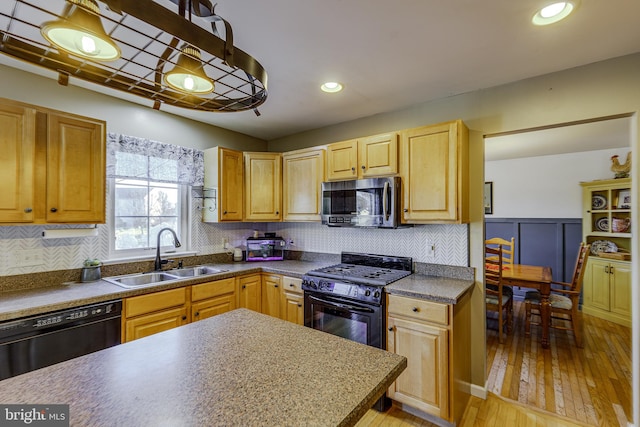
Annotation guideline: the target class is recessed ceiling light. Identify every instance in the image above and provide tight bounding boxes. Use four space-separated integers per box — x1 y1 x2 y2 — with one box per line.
321 82 343 93
532 1 577 26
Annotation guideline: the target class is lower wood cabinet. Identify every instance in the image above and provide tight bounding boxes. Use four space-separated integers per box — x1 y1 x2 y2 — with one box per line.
261 273 282 317
191 277 236 322
386 292 471 425
237 274 262 312
280 276 304 325
123 287 189 343
582 258 632 327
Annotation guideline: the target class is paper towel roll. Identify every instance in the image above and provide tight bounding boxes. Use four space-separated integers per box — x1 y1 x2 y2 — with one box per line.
42 228 99 239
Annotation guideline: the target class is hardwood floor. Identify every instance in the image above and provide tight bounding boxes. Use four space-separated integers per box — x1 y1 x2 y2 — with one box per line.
356 300 632 427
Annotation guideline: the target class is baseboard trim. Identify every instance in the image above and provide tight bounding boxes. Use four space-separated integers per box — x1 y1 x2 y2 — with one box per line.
470 383 487 399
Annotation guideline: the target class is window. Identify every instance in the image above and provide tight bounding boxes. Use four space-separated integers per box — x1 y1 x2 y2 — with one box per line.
107 133 203 258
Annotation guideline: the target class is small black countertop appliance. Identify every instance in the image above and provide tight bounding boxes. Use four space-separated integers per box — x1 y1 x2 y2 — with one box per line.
245 237 285 261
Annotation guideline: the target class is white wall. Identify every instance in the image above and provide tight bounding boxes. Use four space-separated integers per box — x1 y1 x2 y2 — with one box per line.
485 148 631 218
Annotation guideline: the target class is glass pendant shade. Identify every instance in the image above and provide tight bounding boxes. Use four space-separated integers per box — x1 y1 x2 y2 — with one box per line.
164 45 214 94
41 0 120 61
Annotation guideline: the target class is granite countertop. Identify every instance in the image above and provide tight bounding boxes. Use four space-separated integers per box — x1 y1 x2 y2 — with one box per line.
385 273 475 304
0 260 475 322
0 309 407 427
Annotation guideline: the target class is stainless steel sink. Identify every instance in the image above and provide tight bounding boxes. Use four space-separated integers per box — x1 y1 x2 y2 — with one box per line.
104 265 228 288
168 266 227 277
104 272 180 288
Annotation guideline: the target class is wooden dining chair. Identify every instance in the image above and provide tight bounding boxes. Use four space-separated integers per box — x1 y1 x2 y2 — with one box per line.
524 242 590 348
485 245 513 344
485 237 515 265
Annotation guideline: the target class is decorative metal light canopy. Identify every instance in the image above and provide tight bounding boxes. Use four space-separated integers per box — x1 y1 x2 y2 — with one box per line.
0 0 268 113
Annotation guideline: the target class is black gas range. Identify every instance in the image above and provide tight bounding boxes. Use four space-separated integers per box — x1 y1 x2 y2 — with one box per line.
301 252 412 305
301 252 412 411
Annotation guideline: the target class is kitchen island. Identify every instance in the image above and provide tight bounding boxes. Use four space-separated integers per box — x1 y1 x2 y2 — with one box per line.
0 308 406 427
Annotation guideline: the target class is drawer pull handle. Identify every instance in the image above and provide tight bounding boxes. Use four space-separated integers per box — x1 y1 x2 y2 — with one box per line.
50 207 58 212
412 307 419 312
290 283 295 287
24 208 32 213
388 327 394 331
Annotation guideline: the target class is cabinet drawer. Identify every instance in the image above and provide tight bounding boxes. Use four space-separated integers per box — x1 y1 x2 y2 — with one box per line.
282 276 303 294
125 287 188 318
192 278 236 301
387 294 449 326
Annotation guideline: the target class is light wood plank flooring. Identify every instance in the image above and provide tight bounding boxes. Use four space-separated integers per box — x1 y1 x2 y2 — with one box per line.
356 300 632 427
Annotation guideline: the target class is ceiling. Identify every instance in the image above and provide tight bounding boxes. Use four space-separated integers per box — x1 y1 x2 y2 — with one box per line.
1 0 640 142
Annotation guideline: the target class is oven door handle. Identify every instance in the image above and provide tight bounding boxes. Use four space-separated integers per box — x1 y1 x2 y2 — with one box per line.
308 295 375 313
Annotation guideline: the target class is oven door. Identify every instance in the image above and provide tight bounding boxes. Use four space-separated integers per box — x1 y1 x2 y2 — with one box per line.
304 291 383 349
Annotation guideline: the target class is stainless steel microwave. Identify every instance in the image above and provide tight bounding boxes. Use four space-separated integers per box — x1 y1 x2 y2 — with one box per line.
321 177 402 228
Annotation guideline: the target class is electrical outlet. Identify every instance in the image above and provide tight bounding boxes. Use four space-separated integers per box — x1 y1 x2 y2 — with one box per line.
425 240 435 259
222 237 229 249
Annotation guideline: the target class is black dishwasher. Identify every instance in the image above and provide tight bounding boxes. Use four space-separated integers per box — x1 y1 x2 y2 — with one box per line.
0 300 122 380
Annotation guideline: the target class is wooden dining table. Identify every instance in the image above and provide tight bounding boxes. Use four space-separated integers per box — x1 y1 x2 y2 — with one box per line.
502 264 553 348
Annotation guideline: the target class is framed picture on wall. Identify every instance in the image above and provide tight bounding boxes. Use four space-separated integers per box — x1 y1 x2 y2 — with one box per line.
484 182 493 215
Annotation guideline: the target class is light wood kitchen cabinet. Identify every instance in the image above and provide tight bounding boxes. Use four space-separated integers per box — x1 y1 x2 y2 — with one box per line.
282 147 325 221
244 152 282 221
0 102 35 223
237 274 262 312
387 292 471 425
261 273 282 318
582 258 631 327
45 112 105 223
0 98 105 225
203 146 243 222
280 276 304 325
580 178 631 327
122 287 189 342
326 132 398 181
191 277 237 322
399 120 468 223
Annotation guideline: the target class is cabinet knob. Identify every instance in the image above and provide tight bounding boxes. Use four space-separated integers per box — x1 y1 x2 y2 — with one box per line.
289 283 295 287
182 316 187 320
50 207 58 213
276 211 279 215
242 285 246 289
388 327 394 331
24 208 32 213
351 167 355 172
297 304 302 307
195 312 200 317
274 284 278 288
223 210 227 214
412 307 419 312
361 165 365 170
403 209 408 212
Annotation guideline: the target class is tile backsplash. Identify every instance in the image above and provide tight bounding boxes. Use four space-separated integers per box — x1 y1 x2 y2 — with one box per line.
0 197 468 276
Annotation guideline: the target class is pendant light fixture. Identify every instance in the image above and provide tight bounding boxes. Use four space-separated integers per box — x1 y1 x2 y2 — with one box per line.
41 0 120 61
163 45 214 94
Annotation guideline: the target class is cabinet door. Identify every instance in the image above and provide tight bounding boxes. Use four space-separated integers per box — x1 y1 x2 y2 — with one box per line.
326 139 358 180
358 132 398 178
609 261 632 318
238 274 262 312
387 316 449 419
220 148 244 221
583 258 611 311
46 113 105 223
124 306 188 342
244 152 282 221
400 121 467 223
192 294 236 322
0 103 35 223
280 276 304 325
283 148 325 221
261 274 282 318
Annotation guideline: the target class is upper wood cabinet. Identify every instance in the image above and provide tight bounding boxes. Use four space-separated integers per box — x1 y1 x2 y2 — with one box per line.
0 102 36 223
282 147 325 221
0 98 105 225
46 113 105 223
326 132 398 181
203 146 243 222
244 152 282 221
399 120 468 223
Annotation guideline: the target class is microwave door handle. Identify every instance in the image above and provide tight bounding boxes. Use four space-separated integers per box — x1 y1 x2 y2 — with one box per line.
383 181 390 221
308 295 374 313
